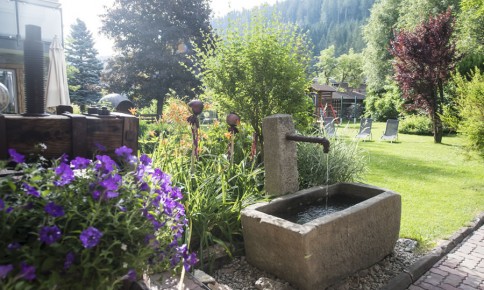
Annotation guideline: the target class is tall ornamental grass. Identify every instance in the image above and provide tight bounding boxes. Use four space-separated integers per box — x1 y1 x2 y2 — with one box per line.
297 133 368 188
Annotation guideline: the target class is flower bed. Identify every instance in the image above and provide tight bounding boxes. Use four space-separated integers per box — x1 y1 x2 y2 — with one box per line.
0 146 196 289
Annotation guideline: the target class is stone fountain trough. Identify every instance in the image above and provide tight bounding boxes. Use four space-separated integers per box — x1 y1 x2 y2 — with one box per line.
241 115 401 290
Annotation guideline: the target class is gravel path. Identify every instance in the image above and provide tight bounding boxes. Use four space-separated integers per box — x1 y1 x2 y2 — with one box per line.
211 239 423 290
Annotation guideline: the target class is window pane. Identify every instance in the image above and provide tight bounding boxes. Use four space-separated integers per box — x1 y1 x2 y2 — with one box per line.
0 69 17 113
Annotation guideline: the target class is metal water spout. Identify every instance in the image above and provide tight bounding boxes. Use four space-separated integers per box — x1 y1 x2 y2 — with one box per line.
286 133 330 153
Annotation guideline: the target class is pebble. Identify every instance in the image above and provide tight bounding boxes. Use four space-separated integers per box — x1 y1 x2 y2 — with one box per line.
211 238 423 290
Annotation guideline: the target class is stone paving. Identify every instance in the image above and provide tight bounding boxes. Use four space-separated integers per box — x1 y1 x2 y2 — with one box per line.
408 225 484 290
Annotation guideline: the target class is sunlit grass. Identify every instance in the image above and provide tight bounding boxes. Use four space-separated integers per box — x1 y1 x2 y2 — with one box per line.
335 121 484 248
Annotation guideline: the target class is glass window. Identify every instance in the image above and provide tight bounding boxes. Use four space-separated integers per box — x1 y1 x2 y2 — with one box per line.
0 69 17 113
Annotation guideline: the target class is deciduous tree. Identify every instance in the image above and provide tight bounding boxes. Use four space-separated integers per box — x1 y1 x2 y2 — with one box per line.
190 13 312 149
101 0 212 116
389 9 458 143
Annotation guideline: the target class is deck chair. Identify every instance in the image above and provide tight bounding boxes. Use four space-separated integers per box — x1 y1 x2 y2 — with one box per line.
355 118 372 141
381 119 399 142
323 117 337 138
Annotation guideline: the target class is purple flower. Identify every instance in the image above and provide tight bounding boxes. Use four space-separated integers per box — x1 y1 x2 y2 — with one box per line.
80 227 103 249
22 183 40 197
71 157 90 169
0 264 13 279
105 191 119 199
126 269 137 281
184 252 198 271
54 163 75 186
64 252 75 270
8 149 25 163
92 190 101 200
100 174 122 191
39 225 62 245
0 198 4 210
7 242 21 251
139 154 152 166
44 202 65 217
20 262 36 281
115 146 133 158
140 182 150 192
95 143 106 152
95 155 117 174
170 187 183 200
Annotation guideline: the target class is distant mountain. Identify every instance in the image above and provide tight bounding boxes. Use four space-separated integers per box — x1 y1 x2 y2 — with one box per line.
212 0 376 57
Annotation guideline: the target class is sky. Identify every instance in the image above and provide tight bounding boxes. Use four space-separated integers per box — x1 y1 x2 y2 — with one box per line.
59 0 279 57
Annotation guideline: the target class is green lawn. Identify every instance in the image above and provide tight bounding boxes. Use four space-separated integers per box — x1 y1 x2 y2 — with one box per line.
335 121 484 248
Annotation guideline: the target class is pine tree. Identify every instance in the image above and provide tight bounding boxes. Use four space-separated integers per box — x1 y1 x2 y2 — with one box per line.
65 19 103 108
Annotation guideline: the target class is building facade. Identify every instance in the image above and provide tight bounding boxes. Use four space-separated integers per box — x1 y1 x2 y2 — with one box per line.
0 0 63 113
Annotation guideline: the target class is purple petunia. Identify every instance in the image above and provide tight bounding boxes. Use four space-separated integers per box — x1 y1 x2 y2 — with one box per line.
7 242 20 251
0 198 4 211
44 202 65 217
71 157 90 169
8 149 25 164
115 146 133 158
95 155 117 174
95 143 107 152
126 269 137 281
54 163 75 186
105 191 119 199
22 183 40 198
39 225 62 245
64 252 75 270
139 154 152 166
92 190 101 200
0 264 14 279
80 227 103 249
20 262 36 281
100 174 122 191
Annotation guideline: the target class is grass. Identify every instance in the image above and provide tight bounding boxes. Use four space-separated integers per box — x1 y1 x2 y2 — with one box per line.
333 120 484 248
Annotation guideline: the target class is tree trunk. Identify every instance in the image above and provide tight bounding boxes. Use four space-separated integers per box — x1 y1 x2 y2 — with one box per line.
432 111 443 143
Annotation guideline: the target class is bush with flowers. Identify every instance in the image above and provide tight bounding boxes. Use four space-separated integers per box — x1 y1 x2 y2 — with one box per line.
0 146 196 290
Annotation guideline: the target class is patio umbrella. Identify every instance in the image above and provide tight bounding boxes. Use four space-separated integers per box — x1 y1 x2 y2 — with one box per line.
45 35 70 109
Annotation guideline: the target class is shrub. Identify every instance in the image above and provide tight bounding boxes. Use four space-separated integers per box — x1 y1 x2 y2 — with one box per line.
364 79 404 121
0 147 195 290
453 68 484 158
146 121 266 268
400 114 433 135
297 134 368 189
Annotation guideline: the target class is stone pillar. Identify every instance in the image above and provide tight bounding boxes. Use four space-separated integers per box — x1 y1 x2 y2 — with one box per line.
262 114 299 196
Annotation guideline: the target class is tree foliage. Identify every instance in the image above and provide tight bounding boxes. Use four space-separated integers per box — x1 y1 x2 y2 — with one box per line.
451 69 484 158
315 46 363 88
101 0 212 115
65 19 103 107
213 0 375 56
389 9 458 143
190 13 312 148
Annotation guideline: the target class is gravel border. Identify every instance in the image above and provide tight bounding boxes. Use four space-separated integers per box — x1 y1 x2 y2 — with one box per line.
206 213 484 290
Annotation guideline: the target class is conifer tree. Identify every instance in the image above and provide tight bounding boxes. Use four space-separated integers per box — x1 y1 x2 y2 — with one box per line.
65 19 103 108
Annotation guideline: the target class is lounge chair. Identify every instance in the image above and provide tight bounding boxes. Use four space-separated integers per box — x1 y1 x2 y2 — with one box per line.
381 119 399 142
323 117 337 138
355 118 372 141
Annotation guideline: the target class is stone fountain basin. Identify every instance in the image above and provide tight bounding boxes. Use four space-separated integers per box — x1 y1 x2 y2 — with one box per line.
241 182 401 290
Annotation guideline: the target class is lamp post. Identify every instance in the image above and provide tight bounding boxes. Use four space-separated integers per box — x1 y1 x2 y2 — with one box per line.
187 100 204 173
